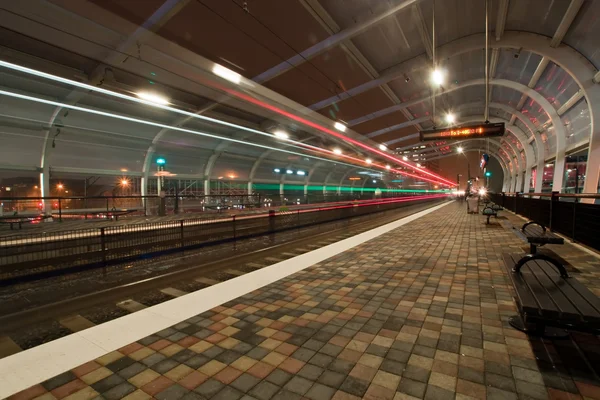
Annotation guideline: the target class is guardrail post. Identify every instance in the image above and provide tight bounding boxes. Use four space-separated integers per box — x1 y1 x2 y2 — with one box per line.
106 198 109 213
549 191 558 231
268 210 276 233
232 215 236 241
174 196 179 214
572 200 577 243
58 198 62 222
501 192 505 207
100 227 106 269
297 209 300 227
180 220 185 248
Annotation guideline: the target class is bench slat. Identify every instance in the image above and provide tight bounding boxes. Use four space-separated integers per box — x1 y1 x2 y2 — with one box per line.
527 260 581 321
519 264 561 317
503 254 541 316
561 278 600 323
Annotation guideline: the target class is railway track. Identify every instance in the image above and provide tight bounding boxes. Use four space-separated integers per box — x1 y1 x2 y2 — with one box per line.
0 199 447 359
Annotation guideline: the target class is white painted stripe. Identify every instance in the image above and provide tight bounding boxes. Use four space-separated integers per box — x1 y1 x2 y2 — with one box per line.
0 201 451 398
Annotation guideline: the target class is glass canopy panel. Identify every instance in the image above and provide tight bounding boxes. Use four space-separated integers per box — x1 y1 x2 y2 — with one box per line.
521 98 550 128
495 50 543 86
419 0 498 47
535 62 580 110
562 98 591 148
515 119 533 139
505 1 571 38
564 1 600 70
491 86 522 109
406 101 432 119
350 5 426 72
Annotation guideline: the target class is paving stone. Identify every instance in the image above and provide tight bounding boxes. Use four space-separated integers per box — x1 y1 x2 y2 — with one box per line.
284 376 313 396
397 378 427 399
231 373 261 393
339 376 369 398
103 382 137 400
42 371 77 391
305 382 336 400
249 381 280 400
265 369 292 386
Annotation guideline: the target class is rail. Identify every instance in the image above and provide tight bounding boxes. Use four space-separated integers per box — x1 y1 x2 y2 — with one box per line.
491 192 600 253
0 194 449 282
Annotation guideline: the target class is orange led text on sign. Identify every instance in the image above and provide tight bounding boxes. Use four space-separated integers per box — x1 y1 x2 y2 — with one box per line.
436 127 485 138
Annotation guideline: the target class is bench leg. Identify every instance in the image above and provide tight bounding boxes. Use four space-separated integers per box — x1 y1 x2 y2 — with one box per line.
530 243 537 254
487 216 490 224
508 315 568 338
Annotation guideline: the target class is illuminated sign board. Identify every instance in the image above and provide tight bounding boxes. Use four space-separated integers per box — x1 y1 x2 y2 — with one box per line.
419 122 505 141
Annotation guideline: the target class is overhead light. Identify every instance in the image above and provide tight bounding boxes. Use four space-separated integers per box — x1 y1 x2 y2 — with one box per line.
567 169 572 172
334 122 347 132
402 156 408 161
379 144 387 151
417 163 422 168
445 113 455 124
365 158 373 164
386 165 391 170
457 147 464 153
273 168 281 173
120 179 129 186
479 188 487 196
431 68 444 86
136 91 169 105
297 170 306 176
212 64 241 84
273 130 289 140
333 148 343 155
286 169 294 174
372 180 377 183
120 168 128 172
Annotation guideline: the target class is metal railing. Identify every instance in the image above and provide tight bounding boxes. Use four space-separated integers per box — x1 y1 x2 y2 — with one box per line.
491 192 600 252
0 195 449 282
0 192 430 221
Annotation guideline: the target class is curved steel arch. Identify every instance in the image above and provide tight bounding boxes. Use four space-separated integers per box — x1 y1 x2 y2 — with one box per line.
310 31 599 193
427 141 510 191
455 116 538 192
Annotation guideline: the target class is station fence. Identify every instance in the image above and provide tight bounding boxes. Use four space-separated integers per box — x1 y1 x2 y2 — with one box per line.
491 192 600 252
0 192 429 221
0 195 449 283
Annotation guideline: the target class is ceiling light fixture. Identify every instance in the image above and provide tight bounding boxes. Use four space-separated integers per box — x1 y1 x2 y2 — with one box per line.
212 64 241 84
136 91 169 105
431 69 444 86
273 130 289 140
365 158 373 164
334 122 347 132
445 113 455 124
333 148 343 155
379 144 387 151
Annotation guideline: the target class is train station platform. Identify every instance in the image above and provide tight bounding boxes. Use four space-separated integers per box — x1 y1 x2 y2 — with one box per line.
2 201 600 400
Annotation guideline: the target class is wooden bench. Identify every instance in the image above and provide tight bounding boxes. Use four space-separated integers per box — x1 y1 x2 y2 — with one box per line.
521 221 564 254
0 214 50 229
482 205 497 224
503 253 600 337
58 208 141 221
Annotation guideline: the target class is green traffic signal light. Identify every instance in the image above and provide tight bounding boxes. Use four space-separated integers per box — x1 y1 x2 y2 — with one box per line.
485 171 491 177
156 158 166 165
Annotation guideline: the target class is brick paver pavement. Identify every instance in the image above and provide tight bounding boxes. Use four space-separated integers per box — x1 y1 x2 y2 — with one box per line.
8 201 600 400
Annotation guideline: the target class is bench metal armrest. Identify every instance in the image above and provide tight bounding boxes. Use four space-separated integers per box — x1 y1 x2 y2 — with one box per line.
512 254 570 278
522 221 546 234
